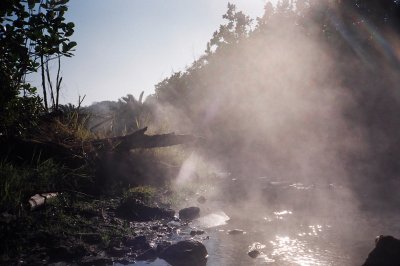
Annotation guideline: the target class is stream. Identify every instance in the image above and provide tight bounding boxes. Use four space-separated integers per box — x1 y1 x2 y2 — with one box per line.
132 176 400 266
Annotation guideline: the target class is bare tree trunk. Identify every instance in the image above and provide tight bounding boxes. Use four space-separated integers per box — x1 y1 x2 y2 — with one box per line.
46 59 55 109
40 55 48 111
55 56 62 110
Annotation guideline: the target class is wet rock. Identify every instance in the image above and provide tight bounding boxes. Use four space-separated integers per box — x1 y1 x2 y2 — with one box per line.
159 240 207 266
156 241 172 255
116 198 175 221
179 207 200 221
190 230 205 236
80 255 112 266
248 249 260 258
197 196 206 204
78 233 103 245
124 235 151 250
228 229 246 235
136 248 158 261
151 225 160 230
167 220 181 227
107 246 129 257
363 235 400 266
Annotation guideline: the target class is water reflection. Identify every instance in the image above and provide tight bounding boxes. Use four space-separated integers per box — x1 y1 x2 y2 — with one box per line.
193 211 230 228
270 236 324 265
128 180 387 266
274 210 293 220
298 225 324 237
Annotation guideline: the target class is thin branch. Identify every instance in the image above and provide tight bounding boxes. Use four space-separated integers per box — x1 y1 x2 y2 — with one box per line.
40 55 48 111
77 95 86 112
55 55 61 110
45 59 55 108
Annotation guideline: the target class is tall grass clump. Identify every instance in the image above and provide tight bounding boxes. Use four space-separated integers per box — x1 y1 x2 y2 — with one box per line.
0 157 92 214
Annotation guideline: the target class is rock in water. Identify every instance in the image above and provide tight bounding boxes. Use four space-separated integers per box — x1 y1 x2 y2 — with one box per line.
179 207 200 221
190 230 205 236
363 235 400 266
248 249 260 258
197 196 206 204
228 229 246 235
159 240 207 266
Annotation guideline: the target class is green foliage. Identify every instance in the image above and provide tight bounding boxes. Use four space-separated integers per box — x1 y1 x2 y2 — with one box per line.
0 0 76 136
206 3 252 54
0 94 42 136
57 102 94 142
86 92 151 137
0 158 61 212
0 158 93 213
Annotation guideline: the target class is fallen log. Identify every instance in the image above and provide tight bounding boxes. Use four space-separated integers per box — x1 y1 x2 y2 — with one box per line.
88 127 198 152
1 127 198 163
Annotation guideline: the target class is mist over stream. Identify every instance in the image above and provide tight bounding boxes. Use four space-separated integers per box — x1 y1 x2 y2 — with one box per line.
129 1 400 265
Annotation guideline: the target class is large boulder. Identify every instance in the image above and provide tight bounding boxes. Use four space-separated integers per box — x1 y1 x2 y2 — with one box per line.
178 207 200 221
124 235 151 250
159 240 207 266
116 198 174 221
363 235 400 266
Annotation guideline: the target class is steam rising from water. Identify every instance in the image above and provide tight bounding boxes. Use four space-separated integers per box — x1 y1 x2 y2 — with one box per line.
168 5 365 197
148 2 400 264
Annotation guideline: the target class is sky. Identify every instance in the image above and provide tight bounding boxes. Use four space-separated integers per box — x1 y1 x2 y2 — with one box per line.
34 0 272 106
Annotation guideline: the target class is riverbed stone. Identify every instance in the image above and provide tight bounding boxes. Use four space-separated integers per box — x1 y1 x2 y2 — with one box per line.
197 196 206 204
159 240 207 266
363 235 400 266
156 241 172 255
107 246 130 257
248 249 260 258
228 229 245 235
179 207 200 221
190 230 205 236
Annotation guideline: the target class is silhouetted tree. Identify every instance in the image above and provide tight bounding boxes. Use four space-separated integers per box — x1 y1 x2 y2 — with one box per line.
0 0 76 136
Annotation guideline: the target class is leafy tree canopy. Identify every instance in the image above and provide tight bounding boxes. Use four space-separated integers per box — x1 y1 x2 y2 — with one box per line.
0 0 76 136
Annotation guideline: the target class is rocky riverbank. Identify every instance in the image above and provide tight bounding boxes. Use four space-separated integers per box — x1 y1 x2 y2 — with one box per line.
0 190 209 266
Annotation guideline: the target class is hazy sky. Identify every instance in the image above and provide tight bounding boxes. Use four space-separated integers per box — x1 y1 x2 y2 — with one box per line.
39 0 272 105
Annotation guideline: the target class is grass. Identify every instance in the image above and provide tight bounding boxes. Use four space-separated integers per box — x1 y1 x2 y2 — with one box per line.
0 158 65 213
0 157 93 214
124 185 157 205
